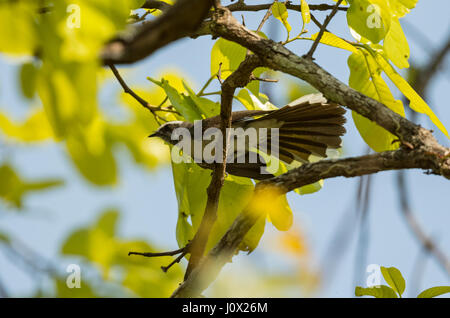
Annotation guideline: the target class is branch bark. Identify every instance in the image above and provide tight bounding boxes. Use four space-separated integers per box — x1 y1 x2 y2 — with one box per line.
101 0 214 64
183 55 262 279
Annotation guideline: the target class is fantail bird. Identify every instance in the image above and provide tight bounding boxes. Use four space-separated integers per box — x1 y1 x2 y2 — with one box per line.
148 93 346 180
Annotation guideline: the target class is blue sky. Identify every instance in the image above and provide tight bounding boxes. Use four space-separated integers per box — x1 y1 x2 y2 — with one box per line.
0 0 449 297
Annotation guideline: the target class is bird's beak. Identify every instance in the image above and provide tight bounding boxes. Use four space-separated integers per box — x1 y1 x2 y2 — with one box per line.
148 132 159 138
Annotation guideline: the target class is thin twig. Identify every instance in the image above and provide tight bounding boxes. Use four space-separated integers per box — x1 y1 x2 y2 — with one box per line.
305 0 344 59
216 62 224 85
129 245 190 273
108 64 178 123
256 6 272 33
128 246 186 258
182 55 262 283
249 75 278 83
226 1 348 13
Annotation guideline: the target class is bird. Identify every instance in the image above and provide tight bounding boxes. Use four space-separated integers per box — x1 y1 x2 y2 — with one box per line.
149 93 346 180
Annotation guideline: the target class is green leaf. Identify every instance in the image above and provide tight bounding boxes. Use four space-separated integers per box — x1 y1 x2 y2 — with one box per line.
380 266 405 296
61 210 120 276
374 54 449 137
171 161 264 253
20 62 37 99
182 81 220 118
417 286 450 298
0 164 63 208
149 78 202 122
300 0 311 28
383 18 410 69
355 285 399 298
272 2 291 39
266 194 293 231
0 110 53 142
37 62 98 138
210 38 247 80
348 50 405 152
66 119 117 186
310 32 358 53
347 0 391 43
0 2 37 55
390 0 418 17
96 210 119 237
0 231 10 244
297 179 324 195
210 37 266 96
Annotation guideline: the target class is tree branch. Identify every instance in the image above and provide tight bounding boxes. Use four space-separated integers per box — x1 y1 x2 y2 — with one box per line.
226 1 348 13
183 54 263 279
101 0 214 64
305 0 344 59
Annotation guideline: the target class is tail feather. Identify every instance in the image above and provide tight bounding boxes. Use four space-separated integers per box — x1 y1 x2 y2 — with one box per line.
224 93 347 178
260 97 346 163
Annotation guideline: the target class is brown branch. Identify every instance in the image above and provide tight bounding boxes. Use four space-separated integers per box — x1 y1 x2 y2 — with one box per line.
305 0 344 59
141 0 172 12
226 1 348 13
183 54 263 280
128 246 186 258
108 64 179 124
101 0 214 64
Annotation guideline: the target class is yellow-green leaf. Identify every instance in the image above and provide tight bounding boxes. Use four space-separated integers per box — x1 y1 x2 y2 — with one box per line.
66 119 117 186
20 62 37 99
272 2 291 39
301 0 311 27
311 32 358 53
0 2 37 55
0 110 53 142
0 164 63 208
384 18 410 68
417 286 450 298
381 266 405 296
390 0 418 17
348 51 405 152
355 285 398 298
375 54 449 137
347 0 391 43
266 194 294 231
210 38 247 80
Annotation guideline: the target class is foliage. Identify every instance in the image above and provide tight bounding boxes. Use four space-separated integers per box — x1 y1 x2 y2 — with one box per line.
355 266 450 298
60 210 183 297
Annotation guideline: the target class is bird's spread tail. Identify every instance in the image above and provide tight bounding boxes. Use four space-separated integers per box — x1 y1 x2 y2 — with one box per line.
225 94 346 179
249 94 346 164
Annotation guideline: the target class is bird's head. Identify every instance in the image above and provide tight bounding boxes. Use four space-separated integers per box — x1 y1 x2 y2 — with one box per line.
148 121 188 144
